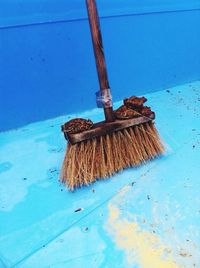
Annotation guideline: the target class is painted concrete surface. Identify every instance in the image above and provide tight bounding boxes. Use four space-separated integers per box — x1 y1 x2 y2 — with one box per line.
1 9 200 131
0 81 200 267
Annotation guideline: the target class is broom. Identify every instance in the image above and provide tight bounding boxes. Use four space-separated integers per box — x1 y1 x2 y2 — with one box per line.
61 0 165 190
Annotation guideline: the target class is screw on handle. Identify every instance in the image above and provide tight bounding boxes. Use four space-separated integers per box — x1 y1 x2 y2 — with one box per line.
86 0 115 122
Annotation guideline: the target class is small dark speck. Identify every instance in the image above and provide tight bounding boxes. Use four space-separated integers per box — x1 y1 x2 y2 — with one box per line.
131 181 136 186
186 239 190 242
74 208 83 212
92 189 95 193
84 227 89 232
192 129 196 131
166 90 170 93
49 168 57 173
50 125 54 128
178 91 181 93
61 189 63 192
43 245 45 248
193 145 195 149
153 230 156 233
147 195 150 200
23 178 27 181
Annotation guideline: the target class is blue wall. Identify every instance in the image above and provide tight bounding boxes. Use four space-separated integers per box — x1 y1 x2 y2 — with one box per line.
0 1 200 131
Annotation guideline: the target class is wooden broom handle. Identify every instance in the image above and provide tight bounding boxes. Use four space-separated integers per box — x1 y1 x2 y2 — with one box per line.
86 0 115 122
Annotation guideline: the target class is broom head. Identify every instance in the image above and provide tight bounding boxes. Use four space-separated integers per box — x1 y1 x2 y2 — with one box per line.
61 106 164 190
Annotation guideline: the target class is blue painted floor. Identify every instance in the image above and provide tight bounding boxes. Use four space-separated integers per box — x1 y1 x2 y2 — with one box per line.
0 81 200 268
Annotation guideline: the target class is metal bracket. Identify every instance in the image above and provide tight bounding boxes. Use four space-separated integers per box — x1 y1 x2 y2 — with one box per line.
96 88 112 108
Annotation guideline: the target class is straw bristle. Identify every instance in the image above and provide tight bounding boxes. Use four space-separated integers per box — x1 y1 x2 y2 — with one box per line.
61 122 164 190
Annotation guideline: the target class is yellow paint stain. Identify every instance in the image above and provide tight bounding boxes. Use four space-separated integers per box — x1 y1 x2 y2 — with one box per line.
106 204 181 268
